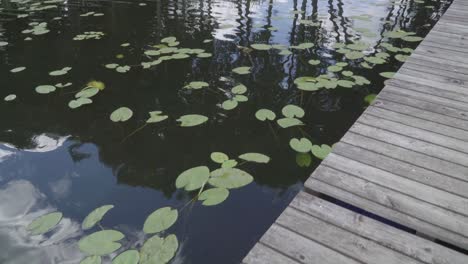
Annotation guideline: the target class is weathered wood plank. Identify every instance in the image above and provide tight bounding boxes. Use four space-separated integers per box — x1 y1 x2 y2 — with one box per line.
404 55 468 75
395 67 468 89
385 78 468 102
401 62 468 82
243 243 301 264
290 192 468 264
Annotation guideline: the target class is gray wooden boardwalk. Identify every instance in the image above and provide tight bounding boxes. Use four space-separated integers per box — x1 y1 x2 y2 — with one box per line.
243 0 468 262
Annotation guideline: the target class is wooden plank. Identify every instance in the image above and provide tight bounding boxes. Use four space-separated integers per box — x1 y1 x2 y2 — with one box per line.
423 34 468 49
404 55 468 76
395 67 468 89
290 192 468 264
409 52 468 69
413 44 468 64
260 224 360 264
276 207 424 264
377 91 468 121
365 106 468 142
341 132 468 182
243 243 301 264
307 179 468 249
349 122 468 167
401 61 468 82
331 141 468 198
385 78 468 103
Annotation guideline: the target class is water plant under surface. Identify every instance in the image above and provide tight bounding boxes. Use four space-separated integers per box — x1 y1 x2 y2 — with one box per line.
0 0 451 262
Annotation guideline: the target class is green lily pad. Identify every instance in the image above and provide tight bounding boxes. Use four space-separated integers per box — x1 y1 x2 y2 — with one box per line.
255 109 276 121
209 168 253 189
379 72 395 78
251 44 272 50
308 59 320 65
161 36 177 43
82 205 114 230
140 234 178 264
345 51 365 60
327 65 343 72
177 114 208 127
143 207 178 234
277 117 303 128
10 66 26 73
79 230 125 256
221 159 238 168
4 94 16 101
311 144 332 160
222 99 238 110
342 71 354 77
289 138 313 153
76 87 99 98
238 153 270 163
110 107 133 122
232 66 251 75
296 153 312 167
27 212 62 235
211 152 229 163
279 50 292 55
80 256 101 264
282 104 304 118
112 250 139 264
234 95 248 102
35 85 56 94
197 53 212 58
395 54 408 62
337 80 355 88
147 111 168 123
402 36 423 42
232 84 247 94
290 43 314 49
105 63 119 69
69 98 92 109
198 188 229 206
364 94 377 104
176 166 210 191
116 66 131 73
364 56 386 64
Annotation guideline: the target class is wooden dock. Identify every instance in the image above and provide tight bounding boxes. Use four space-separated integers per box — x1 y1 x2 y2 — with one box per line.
243 0 468 262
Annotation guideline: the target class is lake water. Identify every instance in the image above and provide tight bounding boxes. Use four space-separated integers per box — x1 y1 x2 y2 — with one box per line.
0 0 451 263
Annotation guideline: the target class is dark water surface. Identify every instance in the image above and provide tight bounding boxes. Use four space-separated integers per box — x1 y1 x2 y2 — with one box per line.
0 0 451 263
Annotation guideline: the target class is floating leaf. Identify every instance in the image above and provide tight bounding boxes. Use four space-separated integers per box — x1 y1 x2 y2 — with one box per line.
232 67 251 75
395 54 408 62
79 230 125 256
342 71 354 77
116 66 130 73
143 207 178 234
76 87 99 98
82 205 114 230
345 51 365 60
176 166 210 191
110 107 133 122
289 138 313 153
27 212 62 235
282 104 304 118
291 43 314 49
277 117 303 128
337 80 355 88
209 168 253 189
69 98 92 109
35 85 56 94
177 114 208 127
402 36 423 42
251 44 272 50
199 188 229 206
221 159 238 168
379 72 395 78
255 109 276 121
311 144 332 160
140 234 178 264
161 36 177 43
112 250 139 264
327 65 343 72
80 256 101 264
146 111 168 123
296 153 312 167
105 63 119 69
239 153 270 163
308 59 320 65
232 84 247 94
211 152 229 163
10 66 26 73
364 94 377 104
222 99 238 110
4 94 16 101
197 53 212 58
87 80 105 90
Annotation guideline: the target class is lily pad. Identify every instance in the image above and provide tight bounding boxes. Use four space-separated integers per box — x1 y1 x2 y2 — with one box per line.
10 66 26 73
69 98 92 109
402 36 423 42
110 107 133 122
364 94 377 104
296 153 312 167
209 168 253 189
232 84 247 94
112 250 140 264
177 114 208 127
35 85 56 94
277 117 303 128
251 44 272 50
345 51 365 60
146 111 168 123
143 207 178 234
238 153 270 163
255 109 276 121
140 234 178 264
76 87 99 98
176 166 210 191
82 205 114 230
282 104 304 118
79 230 125 256
211 152 229 163
27 212 62 235
308 59 320 65
222 99 238 110
232 67 251 75
327 65 343 72
80 256 101 264
221 159 238 168
289 138 313 153
379 72 395 78
4 94 16 101
199 188 229 206
311 144 332 160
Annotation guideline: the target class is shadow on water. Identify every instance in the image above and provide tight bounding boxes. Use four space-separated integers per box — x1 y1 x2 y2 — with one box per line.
0 0 451 263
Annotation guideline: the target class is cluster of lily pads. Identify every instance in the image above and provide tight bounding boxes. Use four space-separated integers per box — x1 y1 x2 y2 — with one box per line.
73 31 105 41
22 22 50 36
